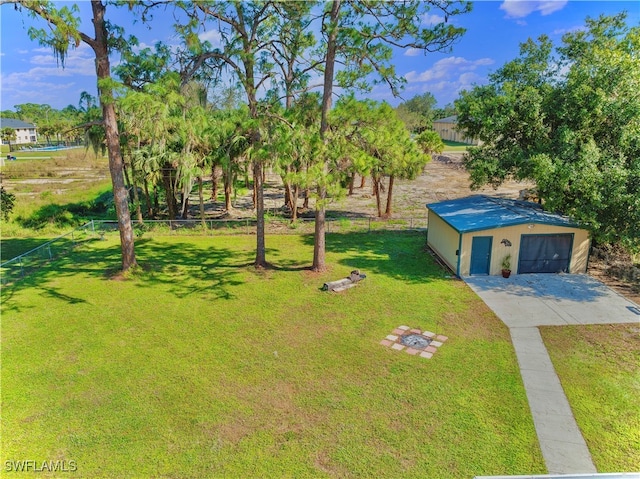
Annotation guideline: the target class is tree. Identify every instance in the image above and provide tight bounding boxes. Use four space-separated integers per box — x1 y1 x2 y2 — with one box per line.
330 98 430 217
416 130 445 156
396 92 438 134
7 1 137 271
0 186 16 221
176 1 289 268
311 0 471 271
456 13 639 250
1 127 16 152
434 103 456 121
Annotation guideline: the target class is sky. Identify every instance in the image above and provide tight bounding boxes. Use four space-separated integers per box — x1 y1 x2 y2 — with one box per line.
0 0 638 113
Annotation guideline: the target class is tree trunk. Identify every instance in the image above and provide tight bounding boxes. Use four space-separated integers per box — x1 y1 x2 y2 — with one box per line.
360 175 366 188
223 167 233 212
211 164 219 201
162 163 177 220
283 173 293 210
252 176 257 210
373 176 383 217
143 179 153 218
348 174 355 196
198 176 206 227
303 188 309 209
123 161 132 201
91 0 136 271
153 184 160 215
313 0 341 272
291 185 299 221
384 174 394 218
130 158 143 225
254 160 266 268
180 186 191 219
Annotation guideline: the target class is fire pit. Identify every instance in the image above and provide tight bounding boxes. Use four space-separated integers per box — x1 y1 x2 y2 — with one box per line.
379 325 448 359
399 334 432 350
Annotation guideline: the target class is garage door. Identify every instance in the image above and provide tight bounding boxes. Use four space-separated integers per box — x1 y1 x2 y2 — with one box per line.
518 234 572 273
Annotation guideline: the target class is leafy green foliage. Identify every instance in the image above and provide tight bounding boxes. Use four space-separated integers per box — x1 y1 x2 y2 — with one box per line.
456 13 640 250
396 92 438 133
329 97 430 216
416 130 445 155
0 186 16 221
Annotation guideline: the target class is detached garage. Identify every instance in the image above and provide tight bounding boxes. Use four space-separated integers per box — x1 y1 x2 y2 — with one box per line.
426 195 590 277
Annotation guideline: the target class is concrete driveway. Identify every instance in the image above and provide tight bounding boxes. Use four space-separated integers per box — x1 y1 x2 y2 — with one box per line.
463 273 639 474
463 273 640 328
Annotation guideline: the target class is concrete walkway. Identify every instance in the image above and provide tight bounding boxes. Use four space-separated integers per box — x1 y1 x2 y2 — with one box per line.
464 274 640 475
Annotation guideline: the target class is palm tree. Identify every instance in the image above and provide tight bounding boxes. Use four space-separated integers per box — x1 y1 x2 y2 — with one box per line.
1 127 17 153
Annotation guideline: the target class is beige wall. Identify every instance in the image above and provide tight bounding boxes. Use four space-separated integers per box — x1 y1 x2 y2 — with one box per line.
433 121 478 145
426 212 460 274
457 224 590 276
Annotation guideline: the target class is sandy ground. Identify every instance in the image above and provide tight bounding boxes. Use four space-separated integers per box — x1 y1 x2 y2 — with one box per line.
256 152 531 219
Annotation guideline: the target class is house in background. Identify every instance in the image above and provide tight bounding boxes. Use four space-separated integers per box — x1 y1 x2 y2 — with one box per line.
0 118 38 145
426 195 591 277
433 115 478 145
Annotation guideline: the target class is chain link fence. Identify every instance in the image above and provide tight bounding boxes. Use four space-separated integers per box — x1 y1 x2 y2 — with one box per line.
1 222 97 285
94 216 427 237
1 217 427 285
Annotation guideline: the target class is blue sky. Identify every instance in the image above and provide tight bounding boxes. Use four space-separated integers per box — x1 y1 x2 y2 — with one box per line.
0 1 638 112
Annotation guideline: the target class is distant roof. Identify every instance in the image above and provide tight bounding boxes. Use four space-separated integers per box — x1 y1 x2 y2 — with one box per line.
0 118 36 129
433 115 457 123
426 195 580 233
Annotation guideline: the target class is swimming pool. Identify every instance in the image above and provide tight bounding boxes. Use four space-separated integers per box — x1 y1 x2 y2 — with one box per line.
28 145 79 152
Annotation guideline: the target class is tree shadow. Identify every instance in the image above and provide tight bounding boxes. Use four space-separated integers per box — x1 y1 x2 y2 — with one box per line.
39 286 88 304
125 239 254 300
1 237 253 305
463 273 614 302
1 237 66 261
300 230 448 284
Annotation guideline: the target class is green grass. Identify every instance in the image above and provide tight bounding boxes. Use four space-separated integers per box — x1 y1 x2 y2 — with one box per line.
541 324 640 472
1 232 544 477
441 140 471 153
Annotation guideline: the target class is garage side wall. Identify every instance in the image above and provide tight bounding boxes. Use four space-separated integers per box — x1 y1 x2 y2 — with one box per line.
459 224 590 276
427 211 460 274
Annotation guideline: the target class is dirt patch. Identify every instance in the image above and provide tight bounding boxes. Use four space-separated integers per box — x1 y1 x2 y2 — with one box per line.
588 246 640 305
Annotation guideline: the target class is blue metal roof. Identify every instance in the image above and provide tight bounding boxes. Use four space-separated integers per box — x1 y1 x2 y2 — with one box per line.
426 195 580 233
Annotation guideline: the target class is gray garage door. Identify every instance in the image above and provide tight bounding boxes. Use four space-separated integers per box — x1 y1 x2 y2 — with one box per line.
518 234 572 273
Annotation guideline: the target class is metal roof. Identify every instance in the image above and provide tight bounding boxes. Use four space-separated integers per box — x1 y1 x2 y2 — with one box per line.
426 195 580 233
0 118 37 129
433 115 457 123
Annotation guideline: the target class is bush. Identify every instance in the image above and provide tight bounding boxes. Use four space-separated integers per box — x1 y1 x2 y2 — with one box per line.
0 186 16 221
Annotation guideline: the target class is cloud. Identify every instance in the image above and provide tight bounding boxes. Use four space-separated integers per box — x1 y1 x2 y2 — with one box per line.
404 48 421 57
391 56 495 106
500 1 568 19
1 42 96 109
421 13 445 26
199 29 222 47
552 25 586 35
405 56 494 83
27 43 95 76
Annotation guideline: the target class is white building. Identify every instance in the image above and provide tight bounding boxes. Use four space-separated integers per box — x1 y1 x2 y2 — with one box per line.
0 118 38 145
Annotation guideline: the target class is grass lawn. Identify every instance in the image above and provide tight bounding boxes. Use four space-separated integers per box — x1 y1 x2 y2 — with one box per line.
442 140 470 153
540 324 640 472
1 232 545 477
